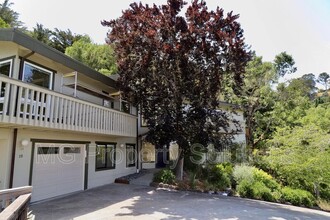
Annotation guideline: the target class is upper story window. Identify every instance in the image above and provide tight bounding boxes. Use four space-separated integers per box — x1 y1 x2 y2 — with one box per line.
23 62 53 89
0 59 13 100
121 100 131 114
0 59 12 77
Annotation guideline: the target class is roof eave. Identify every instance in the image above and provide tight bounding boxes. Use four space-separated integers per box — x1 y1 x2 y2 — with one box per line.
0 28 117 89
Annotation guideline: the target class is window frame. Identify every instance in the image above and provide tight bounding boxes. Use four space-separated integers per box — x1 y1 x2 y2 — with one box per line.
141 141 156 163
22 61 54 90
126 144 136 168
121 100 131 114
37 147 59 155
95 142 116 171
0 58 14 77
140 113 148 127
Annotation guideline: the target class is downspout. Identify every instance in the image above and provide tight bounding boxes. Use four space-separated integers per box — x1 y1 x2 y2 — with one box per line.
9 129 18 188
136 105 139 172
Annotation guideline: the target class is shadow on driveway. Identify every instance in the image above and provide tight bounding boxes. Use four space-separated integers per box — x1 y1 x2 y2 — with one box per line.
31 183 330 220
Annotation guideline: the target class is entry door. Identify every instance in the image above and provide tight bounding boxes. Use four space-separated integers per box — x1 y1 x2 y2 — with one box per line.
31 143 85 202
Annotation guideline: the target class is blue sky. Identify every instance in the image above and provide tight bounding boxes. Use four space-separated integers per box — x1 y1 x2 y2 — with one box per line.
11 0 330 82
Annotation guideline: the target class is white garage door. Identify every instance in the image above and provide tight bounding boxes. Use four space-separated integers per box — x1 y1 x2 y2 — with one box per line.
31 143 85 202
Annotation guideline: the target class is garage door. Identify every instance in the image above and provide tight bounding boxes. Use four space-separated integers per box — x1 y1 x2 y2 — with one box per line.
31 143 85 202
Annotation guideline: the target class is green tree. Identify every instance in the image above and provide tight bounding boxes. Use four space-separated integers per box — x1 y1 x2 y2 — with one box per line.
236 55 276 149
65 36 117 75
318 72 329 91
272 75 315 129
266 121 330 200
300 103 330 132
274 51 297 77
233 52 297 150
29 23 52 45
0 0 24 28
0 17 9 28
102 0 251 179
28 24 83 53
50 28 82 53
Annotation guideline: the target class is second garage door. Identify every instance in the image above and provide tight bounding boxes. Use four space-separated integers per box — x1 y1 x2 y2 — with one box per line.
31 143 85 202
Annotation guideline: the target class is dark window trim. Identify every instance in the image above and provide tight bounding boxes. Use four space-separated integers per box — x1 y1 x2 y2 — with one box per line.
30 139 91 144
0 55 16 63
126 143 136 167
95 142 116 171
95 141 117 145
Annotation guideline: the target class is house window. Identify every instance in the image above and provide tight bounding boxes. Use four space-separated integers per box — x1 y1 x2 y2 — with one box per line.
126 144 136 167
23 62 53 89
121 100 131 114
37 147 59 155
0 59 12 112
64 147 81 154
95 143 116 170
0 59 12 77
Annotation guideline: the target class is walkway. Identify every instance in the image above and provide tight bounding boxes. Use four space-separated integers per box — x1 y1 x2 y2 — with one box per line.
129 169 160 186
30 183 330 220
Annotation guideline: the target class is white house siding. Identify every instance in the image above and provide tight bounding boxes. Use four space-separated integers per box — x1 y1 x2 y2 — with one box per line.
0 42 18 61
88 142 136 188
10 128 136 193
0 128 13 190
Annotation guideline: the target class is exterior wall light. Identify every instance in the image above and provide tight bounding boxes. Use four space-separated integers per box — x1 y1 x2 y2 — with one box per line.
21 139 29 147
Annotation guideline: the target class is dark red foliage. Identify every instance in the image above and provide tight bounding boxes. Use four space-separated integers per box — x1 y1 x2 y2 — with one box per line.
102 0 251 153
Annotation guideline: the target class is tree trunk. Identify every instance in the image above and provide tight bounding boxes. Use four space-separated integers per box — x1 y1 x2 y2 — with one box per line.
175 157 184 181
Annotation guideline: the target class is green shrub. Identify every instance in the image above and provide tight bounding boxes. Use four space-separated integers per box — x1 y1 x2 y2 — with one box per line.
319 183 330 199
252 181 275 202
252 168 281 191
233 164 254 184
265 123 330 201
219 162 234 176
207 164 231 190
237 180 276 202
234 165 282 202
219 163 234 188
237 179 254 198
281 187 315 207
272 190 282 202
153 169 176 184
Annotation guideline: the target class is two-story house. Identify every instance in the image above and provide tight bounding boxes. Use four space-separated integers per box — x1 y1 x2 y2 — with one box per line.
0 29 138 202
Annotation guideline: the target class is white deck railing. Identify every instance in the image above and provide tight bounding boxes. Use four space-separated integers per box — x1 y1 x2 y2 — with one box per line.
0 186 32 220
0 76 136 137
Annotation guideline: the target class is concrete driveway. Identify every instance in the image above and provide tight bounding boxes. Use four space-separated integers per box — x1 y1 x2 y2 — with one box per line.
30 184 330 220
